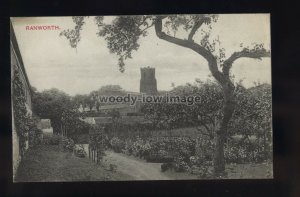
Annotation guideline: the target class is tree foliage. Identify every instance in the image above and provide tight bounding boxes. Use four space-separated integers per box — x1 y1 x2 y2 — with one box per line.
71 85 126 112
32 88 78 134
141 79 223 133
229 83 272 151
61 15 271 174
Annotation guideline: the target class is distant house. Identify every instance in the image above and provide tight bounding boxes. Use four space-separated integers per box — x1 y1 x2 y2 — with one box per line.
11 22 33 179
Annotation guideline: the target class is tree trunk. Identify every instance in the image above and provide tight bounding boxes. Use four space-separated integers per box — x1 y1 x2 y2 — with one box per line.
213 82 235 175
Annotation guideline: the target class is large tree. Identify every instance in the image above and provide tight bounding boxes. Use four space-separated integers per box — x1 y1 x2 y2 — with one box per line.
32 88 75 134
61 15 270 175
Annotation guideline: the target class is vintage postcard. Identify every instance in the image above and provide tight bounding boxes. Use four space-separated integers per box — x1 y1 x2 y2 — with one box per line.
11 14 272 182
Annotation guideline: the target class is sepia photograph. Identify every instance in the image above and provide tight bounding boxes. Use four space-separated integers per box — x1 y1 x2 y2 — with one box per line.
11 14 272 182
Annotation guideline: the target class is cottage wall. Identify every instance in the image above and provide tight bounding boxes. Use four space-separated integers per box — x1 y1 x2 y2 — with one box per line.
11 23 32 180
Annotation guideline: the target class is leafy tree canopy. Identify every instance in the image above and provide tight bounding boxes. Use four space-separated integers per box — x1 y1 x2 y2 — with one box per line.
60 14 271 174
32 88 73 119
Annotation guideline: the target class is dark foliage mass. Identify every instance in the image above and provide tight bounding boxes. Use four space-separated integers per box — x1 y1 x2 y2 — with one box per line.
13 70 43 154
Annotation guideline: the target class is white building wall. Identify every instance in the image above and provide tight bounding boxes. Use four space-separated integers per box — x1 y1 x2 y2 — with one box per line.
12 113 21 181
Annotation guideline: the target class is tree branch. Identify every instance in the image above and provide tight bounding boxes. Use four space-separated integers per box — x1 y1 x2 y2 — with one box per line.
222 49 271 76
188 17 205 41
140 23 154 33
154 16 225 84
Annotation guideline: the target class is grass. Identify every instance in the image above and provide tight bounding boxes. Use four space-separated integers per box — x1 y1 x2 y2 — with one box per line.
15 144 133 182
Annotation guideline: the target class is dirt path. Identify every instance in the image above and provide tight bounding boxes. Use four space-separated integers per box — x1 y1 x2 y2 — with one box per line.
103 151 170 180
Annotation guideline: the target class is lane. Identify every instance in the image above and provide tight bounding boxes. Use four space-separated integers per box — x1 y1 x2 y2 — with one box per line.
104 151 170 180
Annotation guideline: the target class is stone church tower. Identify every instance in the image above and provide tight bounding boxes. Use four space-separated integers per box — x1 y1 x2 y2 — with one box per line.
140 67 157 94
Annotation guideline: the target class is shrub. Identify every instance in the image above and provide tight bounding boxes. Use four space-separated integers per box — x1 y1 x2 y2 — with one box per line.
29 127 43 147
189 156 202 166
146 150 173 163
43 134 60 145
173 156 190 172
109 137 125 153
224 139 268 163
123 139 134 155
89 128 108 163
131 137 144 156
130 137 152 158
140 141 152 158
189 161 214 178
61 137 75 152
74 144 86 158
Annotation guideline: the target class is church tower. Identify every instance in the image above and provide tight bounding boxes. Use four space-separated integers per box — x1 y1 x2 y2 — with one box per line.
140 67 157 95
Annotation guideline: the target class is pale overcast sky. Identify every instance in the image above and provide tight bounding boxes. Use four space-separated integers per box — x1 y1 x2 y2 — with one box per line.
11 14 271 96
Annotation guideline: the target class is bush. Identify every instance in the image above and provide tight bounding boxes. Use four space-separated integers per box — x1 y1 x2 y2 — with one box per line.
140 141 152 158
131 137 152 158
89 128 108 163
109 137 125 153
29 127 43 147
189 161 214 178
189 156 202 166
224 139 268 163
146 150 173 163
123 139 134 155
131 137 144 156
74 144 86 158
173 156 190 172
61 137 75 152
119 136 197 164
154 137 195 161
43 134 60 145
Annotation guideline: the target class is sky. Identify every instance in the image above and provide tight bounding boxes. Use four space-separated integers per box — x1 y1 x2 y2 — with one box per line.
11 14 271 96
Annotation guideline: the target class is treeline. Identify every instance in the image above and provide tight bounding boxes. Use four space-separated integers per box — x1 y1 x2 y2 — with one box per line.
31 79 271 142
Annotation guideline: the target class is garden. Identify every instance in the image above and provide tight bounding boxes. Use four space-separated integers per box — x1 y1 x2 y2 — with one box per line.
20 78 272 180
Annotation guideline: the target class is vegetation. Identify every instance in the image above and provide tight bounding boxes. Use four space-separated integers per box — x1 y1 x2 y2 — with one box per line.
73 85 126 111
28 76 271 179
105 133 271 178
32 88 74 134
13 69 42 155
89 125 109 163
102 80 271 178
61 15 271 175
